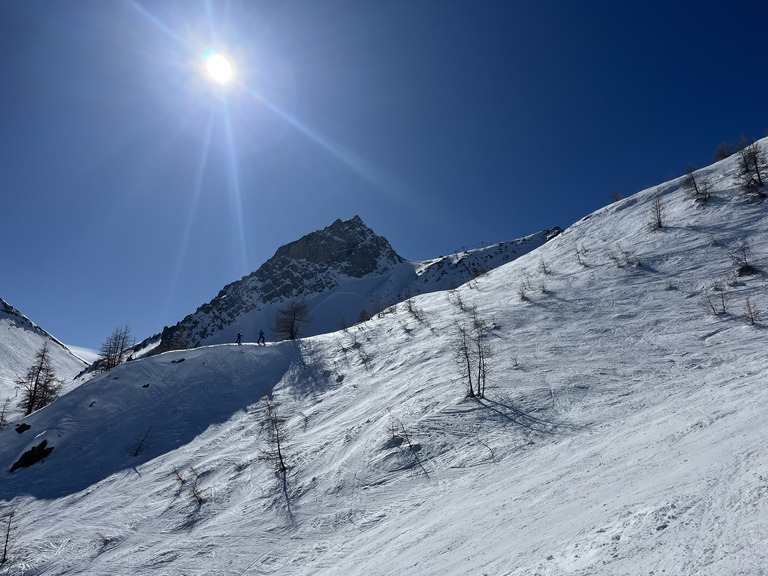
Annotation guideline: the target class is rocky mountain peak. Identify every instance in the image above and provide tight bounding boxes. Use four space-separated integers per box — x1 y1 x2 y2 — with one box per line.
147 216 406 352
268 215 402 277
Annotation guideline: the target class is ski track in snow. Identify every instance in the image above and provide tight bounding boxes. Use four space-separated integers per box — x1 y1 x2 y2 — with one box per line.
1 144 768 574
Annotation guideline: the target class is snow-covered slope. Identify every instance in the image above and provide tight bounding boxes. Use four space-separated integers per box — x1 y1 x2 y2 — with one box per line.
1 142 768 575
145 215 560 353
0 298 89 422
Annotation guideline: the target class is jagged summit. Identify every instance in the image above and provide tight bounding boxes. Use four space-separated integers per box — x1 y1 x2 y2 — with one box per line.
145 217 558 352
247 215 403 304
269 215 402 276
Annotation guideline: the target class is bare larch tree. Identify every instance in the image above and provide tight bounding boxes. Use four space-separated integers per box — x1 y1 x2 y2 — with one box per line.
16 342 61 416
272 299 312 340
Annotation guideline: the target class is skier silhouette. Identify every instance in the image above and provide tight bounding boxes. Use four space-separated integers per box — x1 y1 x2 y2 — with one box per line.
257 330 266 345
235 331 242 345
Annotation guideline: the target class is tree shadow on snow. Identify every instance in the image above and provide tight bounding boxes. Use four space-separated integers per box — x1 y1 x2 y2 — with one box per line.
282 340 338 401
476 392 576 436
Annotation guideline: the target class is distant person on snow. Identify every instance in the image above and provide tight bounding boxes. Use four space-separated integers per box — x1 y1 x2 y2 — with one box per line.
257 330 266 345
236 331 242 345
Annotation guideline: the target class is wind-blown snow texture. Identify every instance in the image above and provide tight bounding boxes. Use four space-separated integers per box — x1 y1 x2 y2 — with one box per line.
147 215 560 352
1 142 768 575
0 299 88 421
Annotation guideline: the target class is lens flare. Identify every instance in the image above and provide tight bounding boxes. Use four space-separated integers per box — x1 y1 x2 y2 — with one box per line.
206 53 234 84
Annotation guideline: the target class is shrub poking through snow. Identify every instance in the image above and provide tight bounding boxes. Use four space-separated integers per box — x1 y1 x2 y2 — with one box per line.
730 240 758 277
742 297 762 326
575 244 587 266
682 163 713 206
701 282 730 316
388 418 429 478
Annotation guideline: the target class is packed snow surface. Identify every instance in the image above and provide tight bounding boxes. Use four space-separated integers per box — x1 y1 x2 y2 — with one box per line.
1 145 768 574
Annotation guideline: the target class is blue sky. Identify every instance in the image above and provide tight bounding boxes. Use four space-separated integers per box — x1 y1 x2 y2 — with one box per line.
1 0 766 351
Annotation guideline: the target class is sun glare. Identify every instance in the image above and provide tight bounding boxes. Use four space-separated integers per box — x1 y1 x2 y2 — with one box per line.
206 53 234 84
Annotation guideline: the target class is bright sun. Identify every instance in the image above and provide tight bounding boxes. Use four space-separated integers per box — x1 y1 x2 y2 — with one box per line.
206 53 234 84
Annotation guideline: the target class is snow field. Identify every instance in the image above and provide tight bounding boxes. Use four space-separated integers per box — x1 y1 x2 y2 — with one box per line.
1 144 768 574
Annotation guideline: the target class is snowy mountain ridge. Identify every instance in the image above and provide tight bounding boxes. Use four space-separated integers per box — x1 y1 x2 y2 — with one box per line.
0 298 89 422
146 215 560 353
1 140 768 574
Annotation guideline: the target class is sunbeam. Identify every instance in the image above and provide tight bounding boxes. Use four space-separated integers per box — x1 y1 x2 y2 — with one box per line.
164 110 215 320
126 0 417 286
129 0 415 208
242 85 416 206
222 95 249 273
127 0 249 276
127 0 192 50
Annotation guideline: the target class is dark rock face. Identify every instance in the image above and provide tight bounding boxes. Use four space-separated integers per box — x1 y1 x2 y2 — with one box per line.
251 216 402 302
10 440 54 473
269 216 402 278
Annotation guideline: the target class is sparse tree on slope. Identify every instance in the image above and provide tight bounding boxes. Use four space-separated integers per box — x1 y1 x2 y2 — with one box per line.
356 308 371 324
648 192 665 231
471 308 492 398
16 342 61 416
736 137 766 200
261 396 288 475
713 141 734 162
453 307 493 399
99 325 134 371
0 398 11 429
272 299 311 340
1 508 16 566
260 396 293 521
682 163 712 206
454 321 476 397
